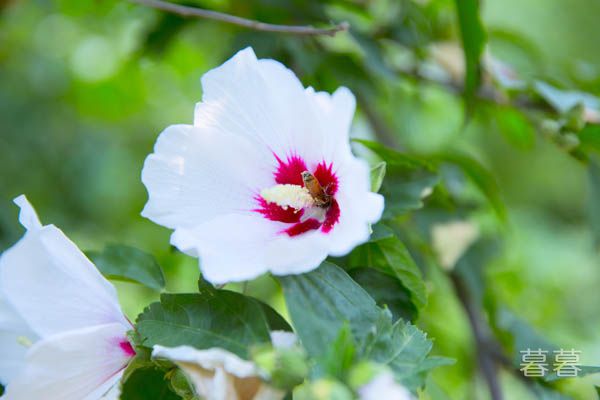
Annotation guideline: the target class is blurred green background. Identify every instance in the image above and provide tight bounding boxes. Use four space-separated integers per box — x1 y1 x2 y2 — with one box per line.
1 0 599 399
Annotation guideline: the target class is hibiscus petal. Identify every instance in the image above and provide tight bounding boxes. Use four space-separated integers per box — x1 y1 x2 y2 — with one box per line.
1 323 130 400
195 48 355 170
0 296 37 385
142 124 274 229
171 214 329 284
327 158 385 256
0 197 129 338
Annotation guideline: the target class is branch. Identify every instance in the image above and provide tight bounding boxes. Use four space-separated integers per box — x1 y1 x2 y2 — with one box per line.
128 0 349 36
450 272 503 400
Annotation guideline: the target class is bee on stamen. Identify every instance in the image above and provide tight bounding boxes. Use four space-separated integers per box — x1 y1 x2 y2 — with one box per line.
301 171 332 208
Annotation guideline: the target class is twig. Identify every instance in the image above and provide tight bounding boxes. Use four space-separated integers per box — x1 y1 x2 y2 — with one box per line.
450 272 503 400
128 0 349 36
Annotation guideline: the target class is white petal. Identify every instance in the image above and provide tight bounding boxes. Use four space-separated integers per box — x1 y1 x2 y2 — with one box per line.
152 345 258 378
153 345 285 400
327 158 385 256
171 214 330 284
2 323 131 400
269 331 297 349
0 222 129 338
358 371 413 400
12 195 42 231
141 124 274 230
194 48 354 168
0 296 37 385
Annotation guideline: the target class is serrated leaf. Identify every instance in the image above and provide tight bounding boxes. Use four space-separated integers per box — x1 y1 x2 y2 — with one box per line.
360 310 453 390
279 262 444 389
87 244 165 291
120 367 180 400
454 0 486 108
136 290 272 359
278 262 380 358
370 161 387 193
346 225 427 313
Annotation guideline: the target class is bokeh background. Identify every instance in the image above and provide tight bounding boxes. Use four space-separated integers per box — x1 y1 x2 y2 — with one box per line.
1 0 599 399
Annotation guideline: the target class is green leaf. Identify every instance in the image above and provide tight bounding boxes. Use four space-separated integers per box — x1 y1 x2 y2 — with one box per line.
354 139 434 170
494 107 536 150
136 289 272 359
370 161 387 192
278 262 380 359
361 310 454 391
454 0 486 107
279 262 445 389
437 153 506 221
579 125 600 154
587 160 600 248
87 244 165 291
355 139 439 217
348 268 417 322
345 225 427 312
120 368 181 400
544 366 600 382
316 323 357 380
0 384 4 396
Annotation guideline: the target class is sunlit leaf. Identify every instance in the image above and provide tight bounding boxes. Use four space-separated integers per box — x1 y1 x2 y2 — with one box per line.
370 161 387 193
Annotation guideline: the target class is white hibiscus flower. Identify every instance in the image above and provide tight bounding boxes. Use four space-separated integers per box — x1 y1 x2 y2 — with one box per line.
141 47 384 284
0 196 135 400
152 346 284 400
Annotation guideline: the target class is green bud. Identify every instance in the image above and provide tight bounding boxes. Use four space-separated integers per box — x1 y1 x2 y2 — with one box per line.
293 379 354 400
564 102 586 132
540 119 561 138
252 345 309 390
557 132 581 151
168 369 196 400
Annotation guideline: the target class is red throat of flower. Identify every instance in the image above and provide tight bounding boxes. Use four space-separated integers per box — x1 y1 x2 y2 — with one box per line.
254 154 340 236
119 340 136 358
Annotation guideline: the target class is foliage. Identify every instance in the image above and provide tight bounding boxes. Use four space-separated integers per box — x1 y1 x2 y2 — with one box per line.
1 0 600 399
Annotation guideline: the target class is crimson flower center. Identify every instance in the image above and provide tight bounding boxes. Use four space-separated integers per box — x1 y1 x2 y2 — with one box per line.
254 154 340 237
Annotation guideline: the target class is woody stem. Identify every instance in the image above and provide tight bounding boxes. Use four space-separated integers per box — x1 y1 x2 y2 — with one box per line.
450 272 503 400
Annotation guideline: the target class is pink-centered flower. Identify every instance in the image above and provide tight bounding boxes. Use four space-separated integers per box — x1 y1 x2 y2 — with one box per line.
0 196 135 400
141 47 384 284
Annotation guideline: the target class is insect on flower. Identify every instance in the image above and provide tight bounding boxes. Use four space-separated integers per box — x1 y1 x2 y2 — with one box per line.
301 171 332 208
141 47 384 284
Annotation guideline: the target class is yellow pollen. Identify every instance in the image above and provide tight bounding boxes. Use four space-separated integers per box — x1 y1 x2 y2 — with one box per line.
260 184 315 210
